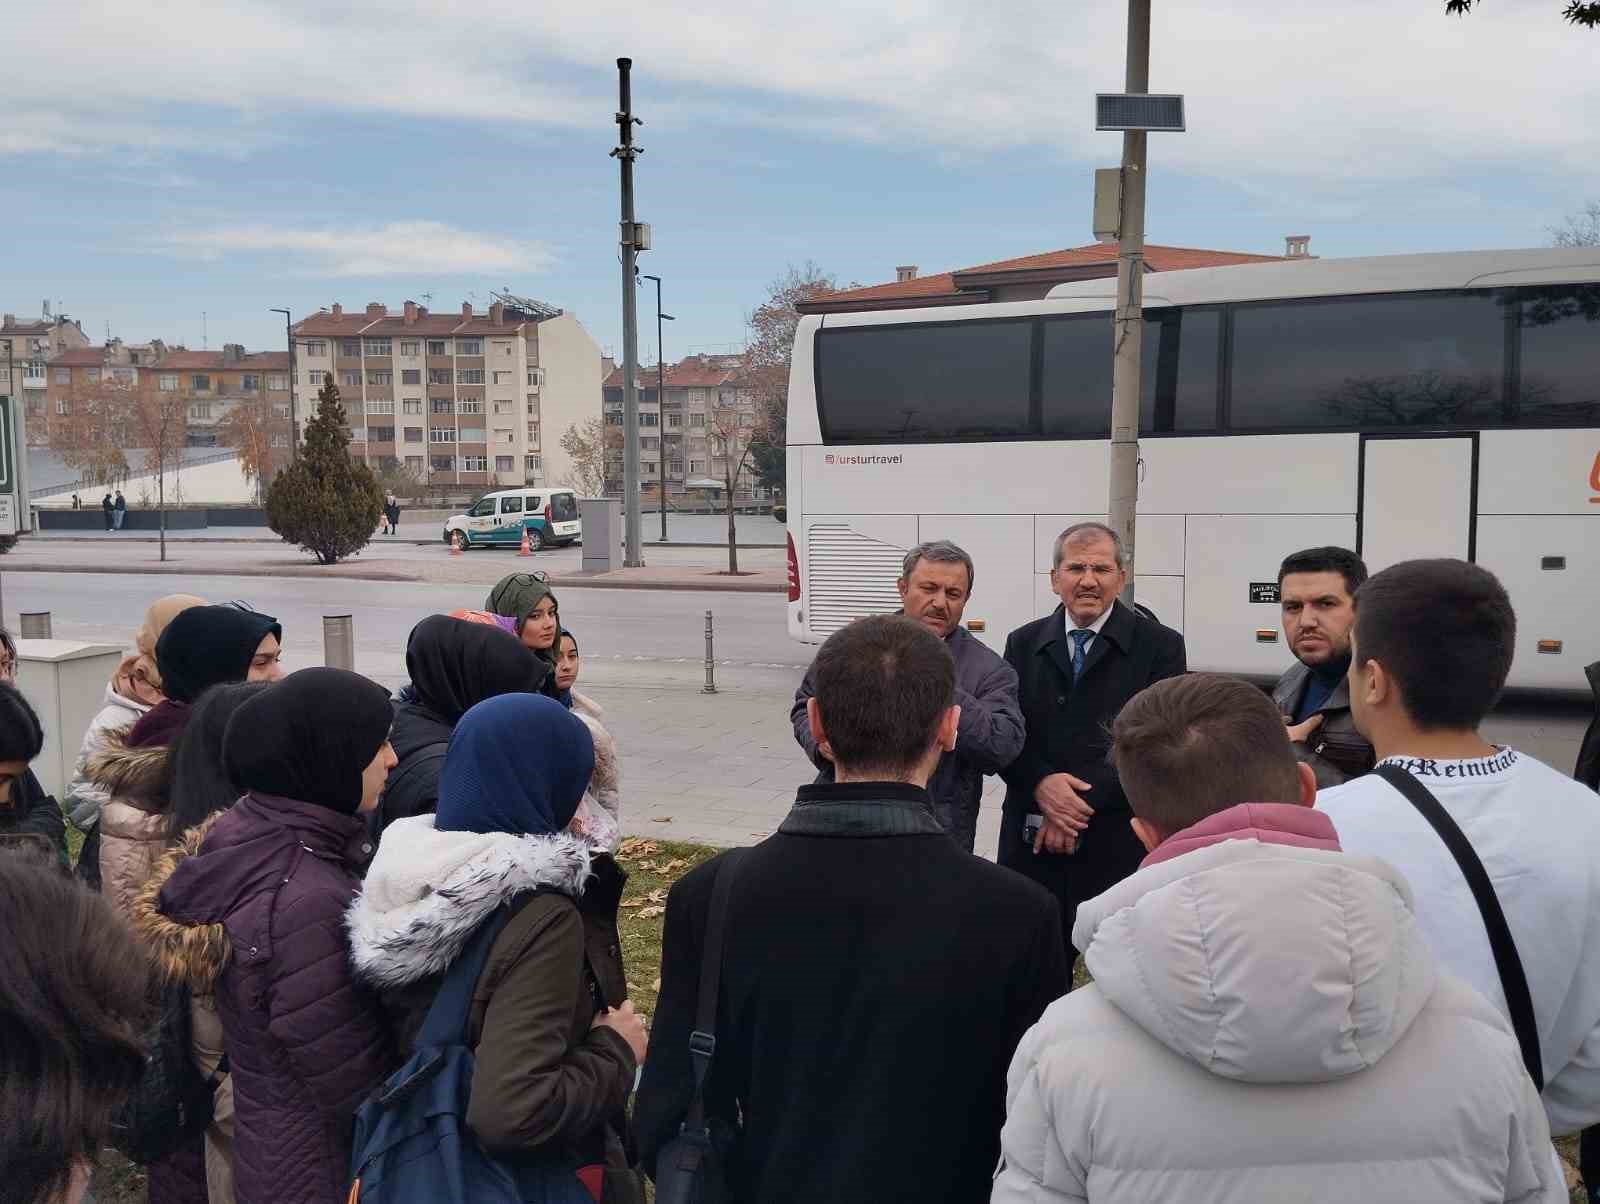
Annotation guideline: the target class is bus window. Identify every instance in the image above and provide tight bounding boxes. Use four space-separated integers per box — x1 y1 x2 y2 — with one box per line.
1230 291 1504 431
1040 315 1112 437
815 319 1034 443
1141 308 1221 434
1516 284 1600 427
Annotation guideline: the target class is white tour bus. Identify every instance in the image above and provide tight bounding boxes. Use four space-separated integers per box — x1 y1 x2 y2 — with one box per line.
784 248 1600 691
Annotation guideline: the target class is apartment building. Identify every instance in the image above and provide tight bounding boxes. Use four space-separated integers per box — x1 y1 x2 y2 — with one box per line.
291 298 601 493
2 312 90 445
601 353 760 499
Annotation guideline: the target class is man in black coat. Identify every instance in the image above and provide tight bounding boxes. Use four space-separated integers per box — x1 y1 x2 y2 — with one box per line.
638 615 1066 1204
1000 522 1186 960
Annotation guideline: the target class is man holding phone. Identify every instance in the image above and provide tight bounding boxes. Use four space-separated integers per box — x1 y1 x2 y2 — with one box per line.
999 523 1186 963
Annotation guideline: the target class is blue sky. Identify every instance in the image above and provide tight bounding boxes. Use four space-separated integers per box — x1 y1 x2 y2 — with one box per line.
3 1 1596 363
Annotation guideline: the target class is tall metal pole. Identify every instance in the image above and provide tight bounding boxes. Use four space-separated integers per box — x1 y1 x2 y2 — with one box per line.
654 277 668 542
614 58 645 568
1107 0 1150 607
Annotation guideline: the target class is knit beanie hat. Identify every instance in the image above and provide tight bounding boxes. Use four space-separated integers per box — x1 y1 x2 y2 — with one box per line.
435 693 594 837
484 573 559 636
133 594 205 691
222 667 393 815
156 605 282 704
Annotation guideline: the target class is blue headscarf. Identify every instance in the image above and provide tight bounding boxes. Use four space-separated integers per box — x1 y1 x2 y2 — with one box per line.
434 693 595 836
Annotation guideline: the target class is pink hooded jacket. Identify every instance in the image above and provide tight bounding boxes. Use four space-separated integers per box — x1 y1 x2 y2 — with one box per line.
1140 801 1341 868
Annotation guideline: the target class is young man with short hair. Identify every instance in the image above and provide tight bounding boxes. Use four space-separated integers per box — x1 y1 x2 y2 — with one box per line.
1272 545 1374 785
1321 558 1600 1139
642 615 1065 1204
994 672 1563 1204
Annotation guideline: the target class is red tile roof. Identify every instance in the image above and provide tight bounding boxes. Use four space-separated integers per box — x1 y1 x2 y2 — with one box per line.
293 307 534 338
801 243 1286 311
603 354 746 391
48 347 112 367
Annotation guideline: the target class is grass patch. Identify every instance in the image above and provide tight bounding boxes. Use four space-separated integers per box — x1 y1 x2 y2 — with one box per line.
615 836 722 1019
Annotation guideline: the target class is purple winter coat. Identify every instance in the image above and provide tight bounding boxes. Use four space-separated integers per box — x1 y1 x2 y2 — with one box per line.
158 793 393 1204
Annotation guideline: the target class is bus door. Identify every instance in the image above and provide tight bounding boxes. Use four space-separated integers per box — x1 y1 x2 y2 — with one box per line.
1359 434 1477 573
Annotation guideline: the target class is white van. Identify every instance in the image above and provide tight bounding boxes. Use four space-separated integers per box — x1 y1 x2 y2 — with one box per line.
443 488 582 550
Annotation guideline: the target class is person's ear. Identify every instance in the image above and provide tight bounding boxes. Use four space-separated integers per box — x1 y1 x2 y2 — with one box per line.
895 577 910 605
937 704 960 753
807 697 834 762
1130 816 1163 854
1295 761 1317 806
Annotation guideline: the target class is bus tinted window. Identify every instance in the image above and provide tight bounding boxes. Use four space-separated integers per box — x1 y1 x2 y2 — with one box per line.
815 320 1034 442
1040 316 1111 436
1143 308 1220 433
1231 292 1505 430
1516 285 1600 427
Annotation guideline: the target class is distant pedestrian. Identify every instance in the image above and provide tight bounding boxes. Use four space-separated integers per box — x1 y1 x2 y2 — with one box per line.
637 615 1067 1204
994 673 1565 1204
382 493 400 535
113 490 127 531
102 492 114 531
1272 546 1374 785
1320 559 1600 1139
790 540 1024 852
156 668 399 1204
72 492 81 510
350 693 646 1202
0 856 153 1204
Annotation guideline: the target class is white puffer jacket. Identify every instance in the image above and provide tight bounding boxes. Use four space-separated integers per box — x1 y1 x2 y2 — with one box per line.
993 839 1563 1204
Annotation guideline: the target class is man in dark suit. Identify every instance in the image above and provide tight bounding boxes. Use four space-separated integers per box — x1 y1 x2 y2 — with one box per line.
1000 521 1186 960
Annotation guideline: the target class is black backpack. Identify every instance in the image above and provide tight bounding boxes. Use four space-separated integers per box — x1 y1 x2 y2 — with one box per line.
110 980 221 1164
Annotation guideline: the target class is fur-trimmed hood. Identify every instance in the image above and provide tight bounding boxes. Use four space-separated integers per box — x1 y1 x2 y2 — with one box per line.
130 815 230 992
347 815 593 991
82 725 170 812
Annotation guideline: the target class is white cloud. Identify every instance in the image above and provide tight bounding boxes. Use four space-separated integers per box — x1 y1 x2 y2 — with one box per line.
155 220 555 277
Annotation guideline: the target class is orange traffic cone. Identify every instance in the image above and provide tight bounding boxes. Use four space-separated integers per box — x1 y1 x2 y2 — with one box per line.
450 530 463 556
518 525 532 557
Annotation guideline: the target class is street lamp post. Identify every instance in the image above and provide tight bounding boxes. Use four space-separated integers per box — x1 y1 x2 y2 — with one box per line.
268 308 297 466
640 274 675 542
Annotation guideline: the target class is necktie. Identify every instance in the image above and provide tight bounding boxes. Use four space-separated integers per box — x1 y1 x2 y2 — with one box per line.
1070 629 1093 679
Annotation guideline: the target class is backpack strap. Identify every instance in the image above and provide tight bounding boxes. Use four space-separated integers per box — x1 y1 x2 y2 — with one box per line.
1375 763 1544 1090
413 897 525 1050
682 850 746 1138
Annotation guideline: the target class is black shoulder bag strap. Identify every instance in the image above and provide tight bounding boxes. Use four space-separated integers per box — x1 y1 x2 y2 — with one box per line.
1375 763 1544 1090
683 849 745 1138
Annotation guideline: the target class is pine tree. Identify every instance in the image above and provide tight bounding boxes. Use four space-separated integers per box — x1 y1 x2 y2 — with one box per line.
265 380 384 564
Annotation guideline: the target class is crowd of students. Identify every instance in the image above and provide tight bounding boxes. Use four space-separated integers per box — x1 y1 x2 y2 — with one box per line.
1 550 1597 1204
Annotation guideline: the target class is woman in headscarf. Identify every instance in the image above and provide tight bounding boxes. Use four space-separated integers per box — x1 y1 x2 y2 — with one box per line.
85 604 284 919
556 630 622 852
132 682 271 1204
156 668 398 1204
484 570 564 671
377 615 550 834
349 694 646 1204
64 593 204 888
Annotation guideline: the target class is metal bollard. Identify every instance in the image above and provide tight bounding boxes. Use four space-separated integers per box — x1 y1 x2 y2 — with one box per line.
702 609 717 695
323 614 355 671
19 612 51 640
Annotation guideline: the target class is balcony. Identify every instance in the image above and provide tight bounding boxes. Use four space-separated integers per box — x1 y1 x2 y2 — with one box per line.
22 372 46 390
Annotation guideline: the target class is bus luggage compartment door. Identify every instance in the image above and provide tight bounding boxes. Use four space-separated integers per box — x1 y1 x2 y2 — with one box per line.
1359 434 1476 574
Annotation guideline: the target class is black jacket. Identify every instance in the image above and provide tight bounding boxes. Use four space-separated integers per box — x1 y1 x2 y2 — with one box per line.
789 625 1024 852
1271 662 1374 787
0 769 68 868
375 700 453 832
1001 600 1186 821
635 782 1067 1204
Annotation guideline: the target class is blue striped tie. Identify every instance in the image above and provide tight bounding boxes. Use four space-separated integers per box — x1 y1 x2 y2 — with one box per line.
1070 629 1093 679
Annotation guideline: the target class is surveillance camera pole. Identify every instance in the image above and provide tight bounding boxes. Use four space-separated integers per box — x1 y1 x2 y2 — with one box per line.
1107 0 1150 606
613 57 645 567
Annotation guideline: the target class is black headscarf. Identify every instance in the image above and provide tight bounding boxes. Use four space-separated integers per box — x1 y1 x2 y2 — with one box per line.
222 668 392 815
405 615 549 723
156 605 282 704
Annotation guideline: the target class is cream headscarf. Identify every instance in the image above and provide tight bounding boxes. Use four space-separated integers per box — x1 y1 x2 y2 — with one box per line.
117 593 206 704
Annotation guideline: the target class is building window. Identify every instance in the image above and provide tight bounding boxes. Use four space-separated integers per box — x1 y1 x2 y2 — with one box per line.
308 369 326 385
527 396 540 415
526 422 540 443
84 368 101 384
367 399 394 415
271 433 289 447
402 398 423 414
431 455 454 473
159 374 178 391
56 399 70 415
428 368 452 385
690 459 705 474
364 338 391 357
604 413 623 427
457 369 484 385
669 458 684 474
192 374 211 392
189 403 212 420
429 428 455 443
493 341 513 357
689 412 705 427
458 427 487 443
349 427 366 442
493 400 514 415
339 339 360 357
404 428 424 443
405 455 425 472
462 455 488 471
668 413 683 427
643 461 657 475
401 369 421 385
458 339 483 356
431 398 453 414
642 436 660 450
495 428 513 444
399 340 420 357
341 370 361 387
640 413 659 427
492 371 512 385
112 367 137 385
241 374 260 392
266 374 287 390
525 454 542 473
458 399 483 414
272 403 290 418
303 340 327 356
427 340 447 356
496 455 514 472
369 425 395 442
526 369 543 387
367 371 392 386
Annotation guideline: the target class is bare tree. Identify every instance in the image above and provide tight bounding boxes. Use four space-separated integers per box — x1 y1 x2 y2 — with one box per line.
218 397 291 503
48 376 133 487
129 390 189 562
1551 200 1600 247
707 404 770 574
559 417 620 496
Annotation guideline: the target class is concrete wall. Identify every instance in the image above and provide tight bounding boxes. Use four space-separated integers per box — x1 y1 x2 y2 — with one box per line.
535 313 603 492
32 453 256 506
